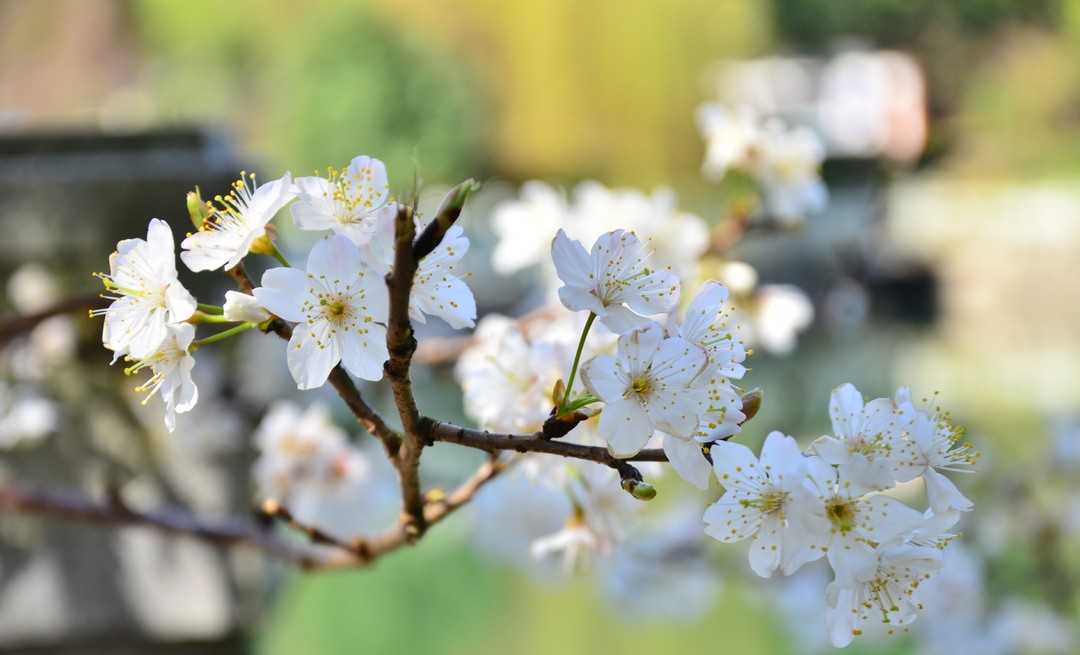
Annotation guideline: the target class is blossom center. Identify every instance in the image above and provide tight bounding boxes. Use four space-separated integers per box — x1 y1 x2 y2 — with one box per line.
629 375 652 397
825 497 857 534
740 489 789 516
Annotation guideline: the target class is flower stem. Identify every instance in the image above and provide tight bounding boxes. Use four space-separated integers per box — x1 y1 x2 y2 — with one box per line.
197 303 224 315
191 322 256 351
269 242 291 267
560 312 596 412
189 311 238 325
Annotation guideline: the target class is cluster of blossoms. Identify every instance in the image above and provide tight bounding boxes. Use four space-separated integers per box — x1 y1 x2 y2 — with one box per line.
460 217 977 645
85 142 979 649
488 180 814 356
696 103 828 224
93 155 476 428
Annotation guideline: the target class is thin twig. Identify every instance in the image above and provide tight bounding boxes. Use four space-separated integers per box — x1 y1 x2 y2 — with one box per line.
0 293 104 348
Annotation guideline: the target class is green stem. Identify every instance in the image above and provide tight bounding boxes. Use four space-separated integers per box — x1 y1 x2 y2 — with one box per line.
197 303 224 315
560 312 596 412
190 312 239 324
269 242 291 267
562 394 600 414
191 322 256 351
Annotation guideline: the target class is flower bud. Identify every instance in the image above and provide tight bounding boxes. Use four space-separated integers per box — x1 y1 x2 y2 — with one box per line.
187 188 210 229
620 478 657 501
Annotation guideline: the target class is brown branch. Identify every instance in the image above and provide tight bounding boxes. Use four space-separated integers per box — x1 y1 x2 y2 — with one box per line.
0 484 321 566
385 204 426 536
0 293 105 348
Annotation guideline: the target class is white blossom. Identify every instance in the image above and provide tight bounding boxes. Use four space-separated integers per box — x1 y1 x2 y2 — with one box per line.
292 155 391 246
696 103 763 180
825 540 943 647
750 284 814 355
181 172 296 272
801 455 925 582
582 323 707 457
704 431 819 577
253 234 388 389
812 383 920 495
896 388 978 514
0 382 56 449
362 201 476 329
94 219 196 362
551 229 679 334
490 181 569 274
253 402 399 541
676 281 747 380
755 120 829 224
125 322 198 432
222 291 270 323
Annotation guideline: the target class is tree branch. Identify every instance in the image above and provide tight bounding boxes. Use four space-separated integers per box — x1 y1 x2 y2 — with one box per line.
0 483 321 567
0 293 105 348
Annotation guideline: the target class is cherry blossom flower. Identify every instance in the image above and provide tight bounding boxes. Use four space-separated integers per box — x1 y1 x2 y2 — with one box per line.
181 172 296 272
895 388 978 514
812 383 921 494
825 540 943 647
94 218 196 362
292 155 391 246
801 456 925 582
491 181 569 274
0 382 56 449
755 120 829 224
253 234 388 389
551 229 679 334
696 103 762 180
124 322 198 432
222 291 270 323
750 284 814 355
253 402 399 541
582 323 707 457
676 281 747 381
704 431 820 577
362 202 476 329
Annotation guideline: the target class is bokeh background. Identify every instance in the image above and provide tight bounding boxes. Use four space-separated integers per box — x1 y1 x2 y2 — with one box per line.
1 0 1079 653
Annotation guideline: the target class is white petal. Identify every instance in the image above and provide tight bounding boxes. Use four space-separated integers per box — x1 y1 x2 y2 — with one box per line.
598 399 652 457
127 307 168 359
679 281 729 344
581 355 625 402
412 273 476 329
703 492 762 543
338 323 388 382
596 303 651 334
291 176 338 231
306 234 368 283
858 494 925 545
253 267 308 322
924 467 974 513
286 322 341 390
557 286 605 315
622 268 680 316
650 335 707 387
647 385 701 438
710 440 765 491
759 431 806 483
662 433 710 490
748 514 783 577
551 229 593 288
345 155 389 209
164 282 197 323
616 323 663 372
811 435 849 466
145 218 178 278
829 383 864 439
825 582 858 648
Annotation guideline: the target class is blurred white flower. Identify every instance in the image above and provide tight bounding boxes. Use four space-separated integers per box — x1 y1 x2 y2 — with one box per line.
754 120 828 224
6 263 60 313
0 382 56 448
181 172 296 272
94 218 196 362
253 402 398 541
704 431 818 577
125 322 198 432
749 284 814 355
292 155 390 246
696 103 762 180
552 229 679 334
222 291 270 324
491 181 569 274
583 324 707 457
253 235 389 389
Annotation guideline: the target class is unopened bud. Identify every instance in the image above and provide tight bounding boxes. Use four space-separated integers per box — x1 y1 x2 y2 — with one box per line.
739 388 763 425
187 188 210 229
620 478 657 501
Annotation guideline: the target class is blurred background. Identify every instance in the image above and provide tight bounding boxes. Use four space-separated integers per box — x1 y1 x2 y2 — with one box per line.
1 0 1079 653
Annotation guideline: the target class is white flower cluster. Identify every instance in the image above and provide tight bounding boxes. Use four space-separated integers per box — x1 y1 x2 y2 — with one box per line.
93 155 478 428
696 103 828 224
253 402 399 542
706 385 977 647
